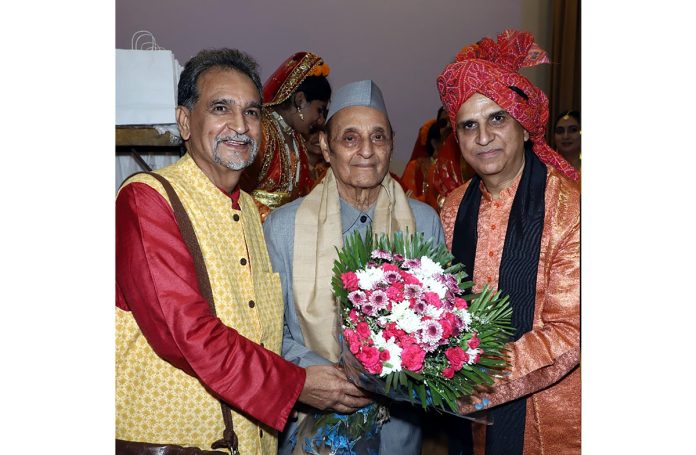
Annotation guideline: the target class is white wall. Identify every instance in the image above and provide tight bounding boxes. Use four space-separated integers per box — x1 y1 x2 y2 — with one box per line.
116 0 552 175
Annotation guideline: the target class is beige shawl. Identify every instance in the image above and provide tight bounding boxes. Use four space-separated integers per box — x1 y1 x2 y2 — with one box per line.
292 169 416 361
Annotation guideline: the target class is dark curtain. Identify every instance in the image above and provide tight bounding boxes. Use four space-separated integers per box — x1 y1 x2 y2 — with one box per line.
548 0 581 144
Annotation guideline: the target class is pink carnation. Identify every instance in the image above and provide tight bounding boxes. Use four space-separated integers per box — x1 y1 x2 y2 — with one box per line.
445 346 469 371
382 263 400 273
341 272 359 291
454 297 468 310
382 323 405 343
379 349 391 361
424 292 442 308
467 334 480 349
344 328 361 354
401 344 426 372
356 322 371 340
349 309 359 323
400 334 418 347
442 312 459 337
357 345 382 374
401 271 422 285
386 285 404 302
439 318 453 340
442 367 455 379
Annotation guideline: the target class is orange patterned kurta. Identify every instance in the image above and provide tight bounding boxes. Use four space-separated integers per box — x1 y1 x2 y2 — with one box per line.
440 165 580 455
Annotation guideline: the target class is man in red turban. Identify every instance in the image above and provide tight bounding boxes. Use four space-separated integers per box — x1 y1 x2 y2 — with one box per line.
437 30 580 454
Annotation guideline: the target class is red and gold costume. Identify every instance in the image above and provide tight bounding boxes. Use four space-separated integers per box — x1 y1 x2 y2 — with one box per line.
436 30 581 454
244 52 329 221
401 118 435 202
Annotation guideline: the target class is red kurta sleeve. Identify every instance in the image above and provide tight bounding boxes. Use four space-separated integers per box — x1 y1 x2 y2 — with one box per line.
116 182 305 431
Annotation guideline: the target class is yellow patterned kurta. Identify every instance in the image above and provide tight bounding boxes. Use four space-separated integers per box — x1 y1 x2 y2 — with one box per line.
116 154 292 454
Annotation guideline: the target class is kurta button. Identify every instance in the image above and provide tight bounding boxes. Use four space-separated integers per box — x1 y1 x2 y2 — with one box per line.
360 215 367 223
248 300 255 308
240 258 247 266
233 214 240 222
488 251 494 257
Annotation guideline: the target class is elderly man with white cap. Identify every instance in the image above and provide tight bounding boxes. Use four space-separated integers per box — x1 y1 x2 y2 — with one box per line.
264 80 443 455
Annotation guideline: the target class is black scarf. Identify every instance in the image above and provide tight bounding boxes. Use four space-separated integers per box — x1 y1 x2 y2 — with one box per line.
451 146 547 455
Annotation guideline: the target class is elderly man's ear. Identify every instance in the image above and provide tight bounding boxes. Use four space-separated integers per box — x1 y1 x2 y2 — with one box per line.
319 130 331 164
176 106 191 141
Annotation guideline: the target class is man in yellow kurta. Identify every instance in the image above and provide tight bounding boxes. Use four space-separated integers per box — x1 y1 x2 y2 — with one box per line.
436 31 580 454
116 48 371 454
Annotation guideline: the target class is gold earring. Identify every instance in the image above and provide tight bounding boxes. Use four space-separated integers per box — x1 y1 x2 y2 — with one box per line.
297 106 304 120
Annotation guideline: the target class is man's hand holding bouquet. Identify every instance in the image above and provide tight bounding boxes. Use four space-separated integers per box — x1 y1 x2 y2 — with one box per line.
293 229 513 454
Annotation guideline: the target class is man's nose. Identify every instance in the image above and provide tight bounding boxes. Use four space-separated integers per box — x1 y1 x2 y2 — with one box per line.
477 124 493 145
226 111 248 134
358 137 375 157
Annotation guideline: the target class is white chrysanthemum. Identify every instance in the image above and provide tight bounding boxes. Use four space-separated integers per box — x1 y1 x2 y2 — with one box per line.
420 276 447 299
373 335 403 376
424 304 444 319
355 266 385 290
387 300 421 333
417 256 444 277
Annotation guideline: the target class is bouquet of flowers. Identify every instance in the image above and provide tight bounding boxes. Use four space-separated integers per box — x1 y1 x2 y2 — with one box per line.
293 229 513 454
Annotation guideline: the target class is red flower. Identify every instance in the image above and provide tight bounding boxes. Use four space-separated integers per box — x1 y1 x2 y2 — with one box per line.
424 292 442 308
341 272 359 291
357 345 382 374
382 263 400 273
400 271 422 285
467 334 480 349
356 322 371 340
442 312 459 337
442 367 455 379
439 318 453 340
379 349 391 361
349 309 359 322
344 328 361 354
386 285 404 302
401 344 426 372
400 334 418 347
382 323 405 343
445 346 469 371
454 297 468 310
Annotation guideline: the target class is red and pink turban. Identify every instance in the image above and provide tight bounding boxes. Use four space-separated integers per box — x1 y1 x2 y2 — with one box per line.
437 30 579 181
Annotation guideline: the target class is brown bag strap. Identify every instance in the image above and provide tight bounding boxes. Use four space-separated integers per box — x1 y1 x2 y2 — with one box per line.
116 439 226 454
133 172 239 455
